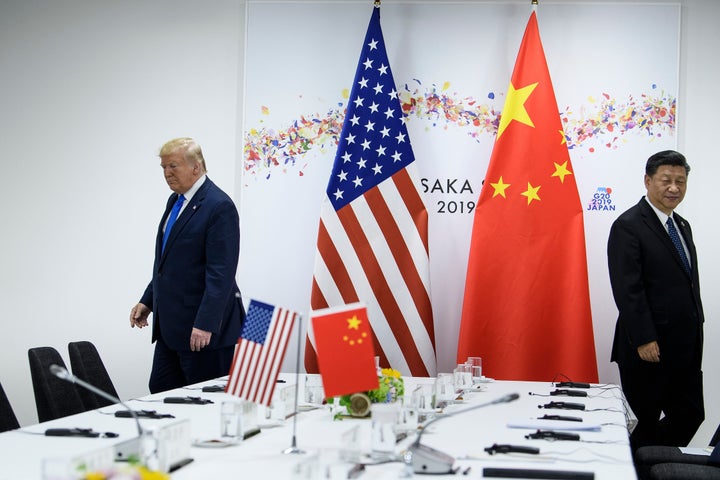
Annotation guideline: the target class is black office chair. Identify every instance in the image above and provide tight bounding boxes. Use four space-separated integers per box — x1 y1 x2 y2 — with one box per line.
711 426 720 450
28 346 85 422
635 423 720 480
648 462 720 480
68 341 119 409
0 381 20 432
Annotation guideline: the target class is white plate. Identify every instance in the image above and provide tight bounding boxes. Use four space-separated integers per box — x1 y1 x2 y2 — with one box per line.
192 438 238 448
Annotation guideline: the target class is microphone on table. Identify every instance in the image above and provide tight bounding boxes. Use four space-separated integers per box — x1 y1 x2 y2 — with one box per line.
49 364 143 461
408 392 520 475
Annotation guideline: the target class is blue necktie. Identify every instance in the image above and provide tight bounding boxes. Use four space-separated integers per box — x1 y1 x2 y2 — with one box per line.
666 216 690 273
162 194 185 253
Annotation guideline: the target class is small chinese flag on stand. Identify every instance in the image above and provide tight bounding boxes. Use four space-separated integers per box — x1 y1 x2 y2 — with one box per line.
310 303 379 398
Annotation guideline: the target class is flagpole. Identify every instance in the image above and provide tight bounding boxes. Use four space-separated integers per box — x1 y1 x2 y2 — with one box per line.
282 314 305 455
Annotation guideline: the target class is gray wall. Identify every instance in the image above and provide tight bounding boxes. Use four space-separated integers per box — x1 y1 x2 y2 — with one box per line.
1 0 718 448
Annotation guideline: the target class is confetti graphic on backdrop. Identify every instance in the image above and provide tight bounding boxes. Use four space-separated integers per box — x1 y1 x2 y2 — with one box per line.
242 81 675 181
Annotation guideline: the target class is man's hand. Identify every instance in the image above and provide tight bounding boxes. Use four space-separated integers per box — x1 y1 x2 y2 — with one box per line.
190 328 212 351
637 341 660 362
130 303 151 328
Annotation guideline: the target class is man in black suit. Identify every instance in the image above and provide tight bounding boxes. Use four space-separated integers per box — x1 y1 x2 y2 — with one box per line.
608 150 704 452
130 138 244 393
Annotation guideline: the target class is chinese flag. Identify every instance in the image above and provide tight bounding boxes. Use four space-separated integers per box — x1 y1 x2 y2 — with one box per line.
311 303 380 398
457 10 598 383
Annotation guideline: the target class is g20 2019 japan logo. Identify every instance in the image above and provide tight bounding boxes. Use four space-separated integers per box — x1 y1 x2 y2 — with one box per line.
587 187 615 211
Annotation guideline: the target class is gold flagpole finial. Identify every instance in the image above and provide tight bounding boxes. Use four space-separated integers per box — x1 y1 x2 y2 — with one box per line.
532 0 538 5
374 0 381 6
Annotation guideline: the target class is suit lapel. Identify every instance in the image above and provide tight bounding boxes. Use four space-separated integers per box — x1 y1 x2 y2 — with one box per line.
638 199 691 276
156 194 177 259
159 179 212 262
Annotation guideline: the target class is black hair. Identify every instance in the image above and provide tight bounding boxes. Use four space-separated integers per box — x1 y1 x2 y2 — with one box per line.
645 150 690 176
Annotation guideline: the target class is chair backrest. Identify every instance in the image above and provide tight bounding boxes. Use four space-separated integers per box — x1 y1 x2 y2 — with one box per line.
68 341 119 410
28 346 85 422
0 381 20 433
711 422 720 448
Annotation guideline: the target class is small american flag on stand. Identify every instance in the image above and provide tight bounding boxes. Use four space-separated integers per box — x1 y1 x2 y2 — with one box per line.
226 299 297 406
304 4 436 377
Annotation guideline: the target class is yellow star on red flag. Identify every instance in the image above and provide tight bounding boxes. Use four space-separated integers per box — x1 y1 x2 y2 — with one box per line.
552 161 573 183
490 176 511 198
496 82 538 138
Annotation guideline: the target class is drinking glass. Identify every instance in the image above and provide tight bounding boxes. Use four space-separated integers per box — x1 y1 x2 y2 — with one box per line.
411 383 435 412
466 356 483 382
453 363 473 392
220 400 244 443
434 373 455 406
304 374 325 404
370 402 400 455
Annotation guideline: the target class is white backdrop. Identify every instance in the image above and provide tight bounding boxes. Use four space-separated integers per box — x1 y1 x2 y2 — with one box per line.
238 2 680 378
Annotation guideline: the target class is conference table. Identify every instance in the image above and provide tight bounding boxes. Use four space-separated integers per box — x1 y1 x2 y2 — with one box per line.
0 375 637 479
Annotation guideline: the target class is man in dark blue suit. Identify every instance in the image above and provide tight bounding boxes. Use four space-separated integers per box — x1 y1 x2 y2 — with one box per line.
130 138 244 393
608 150 704 452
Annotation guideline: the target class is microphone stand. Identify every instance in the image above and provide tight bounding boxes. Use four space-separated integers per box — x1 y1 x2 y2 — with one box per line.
408 392 519 474
50 364 143 436
50 364 149 462
282 314 305 455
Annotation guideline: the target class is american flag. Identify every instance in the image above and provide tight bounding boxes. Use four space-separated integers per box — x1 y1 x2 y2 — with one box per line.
304 6 436 377
226 299 297 406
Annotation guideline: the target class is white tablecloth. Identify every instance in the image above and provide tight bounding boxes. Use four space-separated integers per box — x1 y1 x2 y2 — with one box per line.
0 376 636 479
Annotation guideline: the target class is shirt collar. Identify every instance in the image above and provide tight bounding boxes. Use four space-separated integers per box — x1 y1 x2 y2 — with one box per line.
644 195 674 225
181 174 206 203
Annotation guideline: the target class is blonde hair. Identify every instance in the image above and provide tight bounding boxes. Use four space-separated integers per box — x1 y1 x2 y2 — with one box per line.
159 137 207 173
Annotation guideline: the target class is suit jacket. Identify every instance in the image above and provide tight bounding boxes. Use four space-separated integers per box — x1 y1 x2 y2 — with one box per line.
140 177 244 351
608 197 703 372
